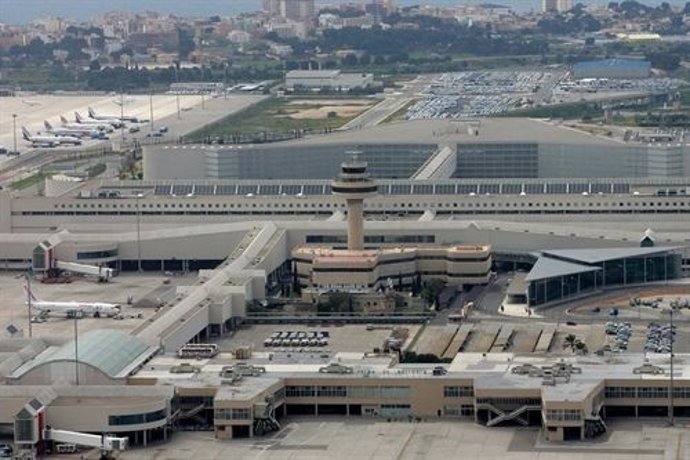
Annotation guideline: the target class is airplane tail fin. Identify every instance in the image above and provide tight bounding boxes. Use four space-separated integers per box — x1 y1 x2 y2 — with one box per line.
88 107 97 118
60 115 68 125
75 112 82 123
21 127 31 141
44 120 52 130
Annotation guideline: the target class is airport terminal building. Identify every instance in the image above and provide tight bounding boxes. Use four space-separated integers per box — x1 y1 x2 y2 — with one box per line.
4 335 690 446
143 119 690 181
3 118 690 452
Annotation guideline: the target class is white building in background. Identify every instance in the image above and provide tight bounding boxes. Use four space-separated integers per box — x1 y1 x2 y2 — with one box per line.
543 0 572 12
281 0 315 20
285 69 375 91
228 30 251 45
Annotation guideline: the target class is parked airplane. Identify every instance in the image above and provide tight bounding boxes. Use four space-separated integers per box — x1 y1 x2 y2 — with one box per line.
112 96 135 106
43 121 97 138
89 107 139 123
66 114 113 133
59 116 110 133
79 110 124 128
22 99 41 107
22 127 81 147
25 287 121 319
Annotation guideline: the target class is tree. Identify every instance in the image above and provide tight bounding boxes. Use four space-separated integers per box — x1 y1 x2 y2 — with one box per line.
563 334 588 354
421 278 446 309
646 52 680 72
318 292 352 313
563 334 578 353
412 273 423 295
574 340 588 355
177 27 196 59
89 59 101 71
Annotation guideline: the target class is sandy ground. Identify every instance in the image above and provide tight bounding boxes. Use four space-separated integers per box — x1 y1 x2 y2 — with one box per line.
287 99 373 106
285 105 372 119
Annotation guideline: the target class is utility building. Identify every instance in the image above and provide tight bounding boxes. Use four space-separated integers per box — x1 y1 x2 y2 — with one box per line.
572 59 651 79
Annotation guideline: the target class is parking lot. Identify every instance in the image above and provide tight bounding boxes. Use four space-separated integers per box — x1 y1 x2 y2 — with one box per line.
407 70 561 118
405 69 684 120
554 76 684 102
219 324 419 354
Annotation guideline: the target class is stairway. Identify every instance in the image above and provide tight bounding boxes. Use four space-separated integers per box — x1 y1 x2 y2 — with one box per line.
478 403 541 427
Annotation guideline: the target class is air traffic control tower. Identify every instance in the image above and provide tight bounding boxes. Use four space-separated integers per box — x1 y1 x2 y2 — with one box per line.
331 153 378 251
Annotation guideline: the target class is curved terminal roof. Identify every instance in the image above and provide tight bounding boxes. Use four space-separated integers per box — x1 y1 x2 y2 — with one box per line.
12 329 158 380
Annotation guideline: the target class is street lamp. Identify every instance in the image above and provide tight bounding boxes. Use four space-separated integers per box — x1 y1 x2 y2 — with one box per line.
136 193 143 272
120 92 125 143
74 314 80 386
667 308 678 426
149 92 154 131
12 113 17 153
25 272 32 338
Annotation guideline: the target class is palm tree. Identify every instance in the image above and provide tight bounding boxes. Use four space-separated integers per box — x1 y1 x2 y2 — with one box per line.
574 340 588 355
563 334 578 353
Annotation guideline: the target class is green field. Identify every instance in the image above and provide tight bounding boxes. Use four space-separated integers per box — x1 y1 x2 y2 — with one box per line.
188 97 370 140
504 100 604 120
10 171 54 191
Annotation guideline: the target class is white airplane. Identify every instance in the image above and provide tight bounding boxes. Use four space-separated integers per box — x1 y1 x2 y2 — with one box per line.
22 99 41 107
59 115 109 133
89 106 139 123
43 121 97 138
22 127 81 147
25 287 121 319
78 110 124 129
65 114 113 133
112 96 135 106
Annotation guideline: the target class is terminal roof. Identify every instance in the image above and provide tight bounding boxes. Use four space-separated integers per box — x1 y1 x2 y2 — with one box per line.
525 257 600 282
542 246 678 264
11 329 158 380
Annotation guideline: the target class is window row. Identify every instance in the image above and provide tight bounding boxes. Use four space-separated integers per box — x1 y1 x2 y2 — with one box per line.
51 199 690 211
545 409 581 422
109 409 167 426
606 386 678 399
443 386 474 398
285 385 411 399
214 408 251 420
443 405 475 417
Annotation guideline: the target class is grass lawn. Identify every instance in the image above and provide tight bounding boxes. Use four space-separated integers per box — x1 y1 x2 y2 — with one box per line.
504 99 604 119
10 171 53 191
188 97 368 140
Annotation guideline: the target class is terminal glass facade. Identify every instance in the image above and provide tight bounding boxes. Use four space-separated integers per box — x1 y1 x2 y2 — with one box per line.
528 251 681 307
455 143 538 178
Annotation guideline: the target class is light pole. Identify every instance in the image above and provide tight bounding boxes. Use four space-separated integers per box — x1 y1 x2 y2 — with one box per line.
120 92 125 144
176 94 181 120
136 193 143 271
25 272 32 338
149 92 154 131
12 113 17 153
74 315 80 386
668 308 677 426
